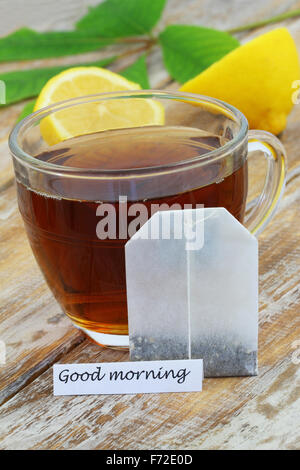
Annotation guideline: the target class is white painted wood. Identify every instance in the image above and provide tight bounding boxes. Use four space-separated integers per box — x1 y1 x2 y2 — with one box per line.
0 0 299 36
0 0 300 450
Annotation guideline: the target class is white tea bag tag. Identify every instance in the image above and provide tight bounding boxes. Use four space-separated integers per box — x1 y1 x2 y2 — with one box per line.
126 208 258 377
53 359 203 396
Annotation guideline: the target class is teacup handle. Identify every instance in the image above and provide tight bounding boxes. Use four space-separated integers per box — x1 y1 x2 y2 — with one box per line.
244 130 287 236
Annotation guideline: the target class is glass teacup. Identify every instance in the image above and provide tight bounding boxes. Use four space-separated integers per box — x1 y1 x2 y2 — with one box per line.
9 91 286 347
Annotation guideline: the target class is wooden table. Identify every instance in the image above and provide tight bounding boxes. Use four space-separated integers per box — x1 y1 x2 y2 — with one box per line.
0 0 299 450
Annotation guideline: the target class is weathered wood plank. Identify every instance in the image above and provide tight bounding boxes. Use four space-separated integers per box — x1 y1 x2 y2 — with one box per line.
0 183 85 404
1 0 298 36
1 107 298 406
2 0 296 405
0 163 299 450
0 0 300 449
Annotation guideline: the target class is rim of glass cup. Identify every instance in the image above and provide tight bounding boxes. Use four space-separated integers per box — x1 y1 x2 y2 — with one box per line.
9 90 248 176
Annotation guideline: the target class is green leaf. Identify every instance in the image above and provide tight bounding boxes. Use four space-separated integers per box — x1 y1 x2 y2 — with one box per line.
0 56 116 105
159 25 240 83
120 55 150 89
0 27 113 62
17 100 36 122
77 0 166 37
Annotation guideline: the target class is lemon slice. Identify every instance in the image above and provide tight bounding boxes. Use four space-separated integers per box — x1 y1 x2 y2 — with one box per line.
34 66 164 145
180 28 300 135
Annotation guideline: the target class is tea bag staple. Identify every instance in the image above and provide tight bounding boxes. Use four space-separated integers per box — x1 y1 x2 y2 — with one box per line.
125 208 258 377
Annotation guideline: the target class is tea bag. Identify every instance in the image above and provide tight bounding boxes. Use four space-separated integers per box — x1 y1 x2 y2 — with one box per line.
126 208 258 377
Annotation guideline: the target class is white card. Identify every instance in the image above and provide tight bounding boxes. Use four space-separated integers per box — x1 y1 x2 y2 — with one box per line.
53 359 203 396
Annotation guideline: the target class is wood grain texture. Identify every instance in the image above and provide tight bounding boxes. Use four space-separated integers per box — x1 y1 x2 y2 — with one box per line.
0 182 299 450
0 0 300 450
1 0 298 35
1 0 286 406
0 183 85 405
